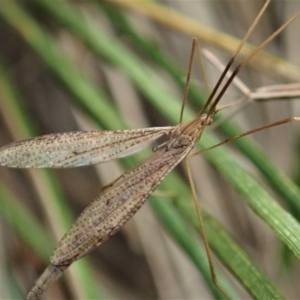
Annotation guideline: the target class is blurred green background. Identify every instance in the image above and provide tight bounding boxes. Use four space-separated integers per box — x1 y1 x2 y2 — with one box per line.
0 0 300 299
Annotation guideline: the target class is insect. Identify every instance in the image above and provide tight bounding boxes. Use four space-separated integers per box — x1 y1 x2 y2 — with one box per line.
0 1 300 299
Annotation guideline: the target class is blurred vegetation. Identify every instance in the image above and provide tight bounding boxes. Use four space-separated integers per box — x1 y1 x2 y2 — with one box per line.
0 0 300 299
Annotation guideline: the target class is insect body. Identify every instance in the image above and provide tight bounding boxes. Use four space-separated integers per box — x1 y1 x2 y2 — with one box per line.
0 114 214 299
0 1 300 299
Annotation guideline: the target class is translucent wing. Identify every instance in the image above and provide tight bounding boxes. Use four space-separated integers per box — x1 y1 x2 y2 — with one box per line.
0 127 172 168
26 142 194 300
52 142 194 264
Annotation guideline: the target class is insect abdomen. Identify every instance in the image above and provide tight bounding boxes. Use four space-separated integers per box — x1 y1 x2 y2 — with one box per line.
26 264 68 300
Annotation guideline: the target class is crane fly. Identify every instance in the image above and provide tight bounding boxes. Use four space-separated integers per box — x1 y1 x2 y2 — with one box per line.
0 1 300 299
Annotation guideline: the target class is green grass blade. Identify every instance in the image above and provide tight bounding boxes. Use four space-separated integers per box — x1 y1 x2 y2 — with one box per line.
0 1 299 299
100 1 300 218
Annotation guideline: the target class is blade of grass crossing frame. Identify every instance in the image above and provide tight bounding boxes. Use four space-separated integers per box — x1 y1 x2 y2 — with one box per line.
99 1 300 218
0 1 298 298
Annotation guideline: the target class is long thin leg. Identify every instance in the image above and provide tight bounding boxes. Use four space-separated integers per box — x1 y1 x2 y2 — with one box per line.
191 117 300 157
196 9 300 146
179 39 197 124
184 158 230 299
196 0 271 120
207 10 300 117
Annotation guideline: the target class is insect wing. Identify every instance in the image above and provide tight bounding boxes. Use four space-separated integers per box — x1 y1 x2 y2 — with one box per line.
0 127 172 168
51 142 194 265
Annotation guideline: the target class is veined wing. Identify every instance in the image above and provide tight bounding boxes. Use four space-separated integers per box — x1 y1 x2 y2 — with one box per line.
26 141 194 299
0 127 172 168
51 141 194 265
